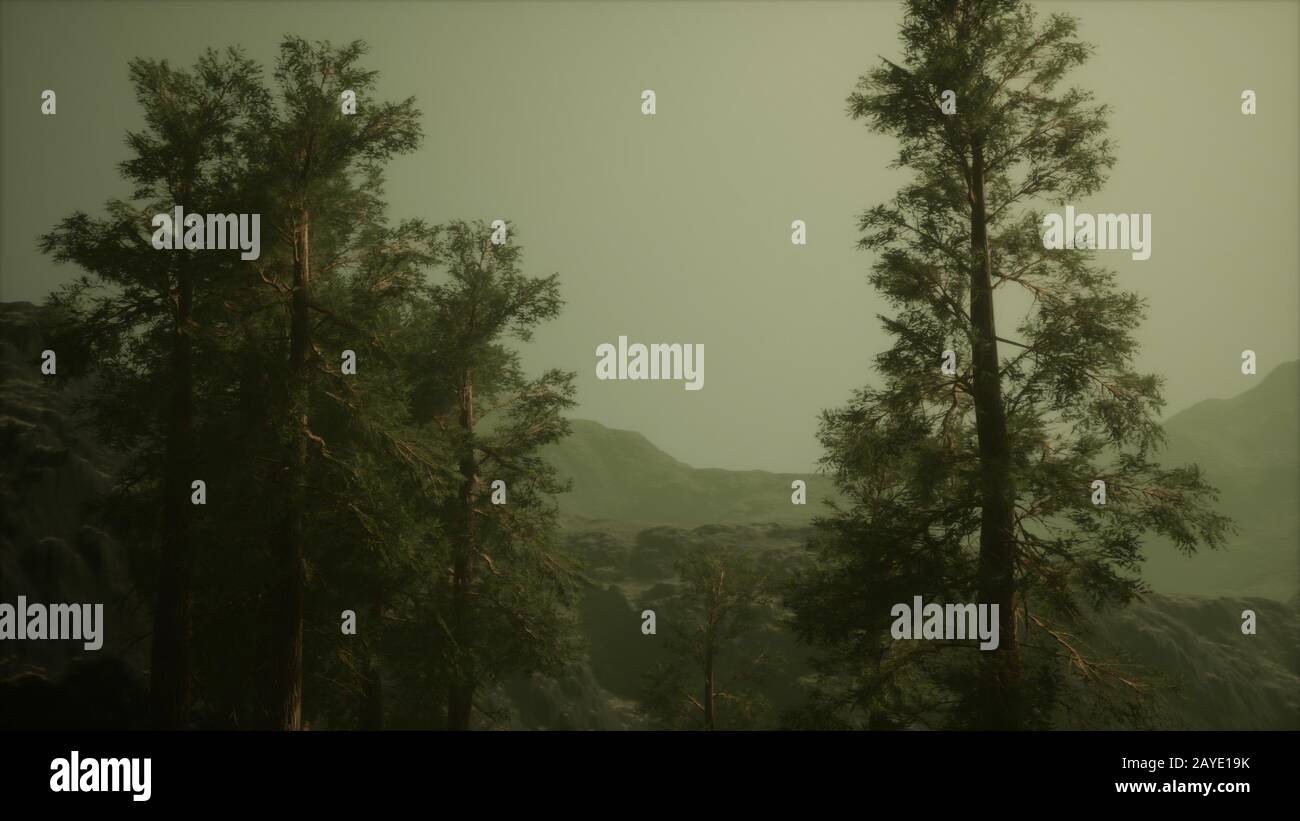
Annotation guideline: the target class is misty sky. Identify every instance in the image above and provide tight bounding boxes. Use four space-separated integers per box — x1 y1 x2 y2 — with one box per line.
2 0 1296 472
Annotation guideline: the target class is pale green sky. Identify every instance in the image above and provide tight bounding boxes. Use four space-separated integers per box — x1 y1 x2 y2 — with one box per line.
2 0 1297 471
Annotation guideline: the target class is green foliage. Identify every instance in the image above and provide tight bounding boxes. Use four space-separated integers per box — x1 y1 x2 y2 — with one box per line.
400 219 580 727
788 0 1232 729
641 545 776 729
40 41 580 730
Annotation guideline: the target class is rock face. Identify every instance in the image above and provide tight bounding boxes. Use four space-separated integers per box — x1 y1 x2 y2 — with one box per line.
1087 594 1299 730
0 302 149 727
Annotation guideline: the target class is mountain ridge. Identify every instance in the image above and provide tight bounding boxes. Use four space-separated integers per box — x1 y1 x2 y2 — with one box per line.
550 360 1299 600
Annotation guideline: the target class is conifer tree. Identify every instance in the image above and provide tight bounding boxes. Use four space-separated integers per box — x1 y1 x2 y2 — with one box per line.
44 38 446 731
401 220 579 730
786 0 1231 729
40 48 269 728
641 545 774 730
291 218 448 730
247 37 423 729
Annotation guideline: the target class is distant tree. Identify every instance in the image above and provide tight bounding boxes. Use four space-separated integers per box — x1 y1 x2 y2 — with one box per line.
401 220 580 730
642 545 774 730
786 0 1231 729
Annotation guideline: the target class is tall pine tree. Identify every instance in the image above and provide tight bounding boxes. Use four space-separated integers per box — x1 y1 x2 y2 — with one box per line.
247 37 422 729
786 0 1231 730
402 220 579 730
41 48 269 728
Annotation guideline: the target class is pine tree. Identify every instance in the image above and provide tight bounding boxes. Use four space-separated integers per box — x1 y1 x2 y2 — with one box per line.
247 37 423 729
786 0 1231 729
291 218 448 730
40 39 588 732
40 48 269 728
641 545 774 730
401 220 579 730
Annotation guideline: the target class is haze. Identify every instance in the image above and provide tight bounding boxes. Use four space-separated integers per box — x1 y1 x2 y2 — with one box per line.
3 0 1295 471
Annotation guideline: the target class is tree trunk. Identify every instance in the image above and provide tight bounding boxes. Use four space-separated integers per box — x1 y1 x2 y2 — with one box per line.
272 213 310 730
359 587 384 730
447 367 478 731
703 645 716 731
152 259 193 729
967 141 1021 729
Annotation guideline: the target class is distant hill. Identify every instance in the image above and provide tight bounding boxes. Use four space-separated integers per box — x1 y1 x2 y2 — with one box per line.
548 363 1299 602
542 419 835 527
1143 360 1299 600
1162 360 1298 470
